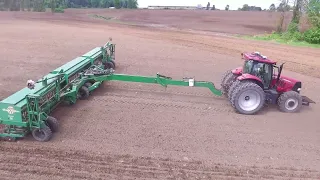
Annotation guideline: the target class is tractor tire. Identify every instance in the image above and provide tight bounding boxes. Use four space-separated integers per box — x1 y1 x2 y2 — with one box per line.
32 125 53 142
220 70 237 96
277 91 302 113
220 70 231 85
227 79 241 99
78 86 90 100
104 61 115 70
45 116 59 133
230 81 265 115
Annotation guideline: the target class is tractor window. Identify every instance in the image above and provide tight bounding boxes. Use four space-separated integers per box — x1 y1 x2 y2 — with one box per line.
253 62 272 89
243 60 254 74
243 60 272 89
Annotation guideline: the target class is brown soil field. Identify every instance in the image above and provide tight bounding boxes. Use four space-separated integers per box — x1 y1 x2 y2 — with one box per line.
0 9 320 179
93 9 298 35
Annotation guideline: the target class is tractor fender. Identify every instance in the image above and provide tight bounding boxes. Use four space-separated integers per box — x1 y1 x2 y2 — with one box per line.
237 74 264 88
231 67 242 75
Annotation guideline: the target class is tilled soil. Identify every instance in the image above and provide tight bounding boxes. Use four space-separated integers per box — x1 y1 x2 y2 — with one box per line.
87 9 296 35
1 143 320 180
0 10 319 179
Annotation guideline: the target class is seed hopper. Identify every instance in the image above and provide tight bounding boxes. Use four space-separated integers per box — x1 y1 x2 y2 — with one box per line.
0 39 315 142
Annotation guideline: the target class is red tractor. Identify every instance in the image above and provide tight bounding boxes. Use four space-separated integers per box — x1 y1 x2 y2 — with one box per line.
221 52 315 115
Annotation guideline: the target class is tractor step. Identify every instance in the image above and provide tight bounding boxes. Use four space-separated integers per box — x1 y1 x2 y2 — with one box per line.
302 95 315 106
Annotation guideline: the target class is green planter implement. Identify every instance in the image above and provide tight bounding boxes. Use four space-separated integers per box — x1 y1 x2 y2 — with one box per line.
0 39 224 142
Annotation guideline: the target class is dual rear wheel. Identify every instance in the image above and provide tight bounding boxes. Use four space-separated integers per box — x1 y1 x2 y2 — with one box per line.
229 81 265 115
220 70 238 96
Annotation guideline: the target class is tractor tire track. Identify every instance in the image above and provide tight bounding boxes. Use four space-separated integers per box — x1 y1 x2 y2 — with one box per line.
0 144 319 180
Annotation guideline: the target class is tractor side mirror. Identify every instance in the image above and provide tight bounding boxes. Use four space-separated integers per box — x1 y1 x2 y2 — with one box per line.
279 63 285 74
276 63 285 84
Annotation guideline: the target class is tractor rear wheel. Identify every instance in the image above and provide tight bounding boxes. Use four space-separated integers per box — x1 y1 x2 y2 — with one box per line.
220 70 231 88
228 80 242 99
277 91 302 113
32 125 52 142
220 70 237 96
230 81 265 115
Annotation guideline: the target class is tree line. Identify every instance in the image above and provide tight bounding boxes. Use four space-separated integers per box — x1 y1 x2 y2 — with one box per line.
0 0 138 12
268 0 320 44
202 0 320 44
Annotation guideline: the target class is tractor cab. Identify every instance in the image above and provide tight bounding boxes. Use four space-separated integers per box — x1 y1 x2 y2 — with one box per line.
241 52 282 90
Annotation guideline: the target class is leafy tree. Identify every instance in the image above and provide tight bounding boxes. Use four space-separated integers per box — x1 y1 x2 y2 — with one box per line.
114 0 120 9
127 0 138 9
277 0 291 11
307 0 320 27
301 0 320 44
291 0 302 24
241 4 249 11
225 4 229 10
33 0 46 12
269 3 276 11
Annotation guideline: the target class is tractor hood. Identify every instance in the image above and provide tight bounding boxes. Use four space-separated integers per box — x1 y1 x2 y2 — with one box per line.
279 75 300 84
277 75 302 92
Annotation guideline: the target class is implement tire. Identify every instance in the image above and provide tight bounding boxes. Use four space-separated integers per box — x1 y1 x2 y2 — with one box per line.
78 86 90 100
110 60 116 69
277 91 302 113
230 81 265 115
84 82 92 88
104 61 115 70
32 125 53 142
46 116 59 133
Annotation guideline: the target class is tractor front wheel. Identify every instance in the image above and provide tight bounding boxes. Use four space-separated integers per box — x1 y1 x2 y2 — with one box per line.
230 81 265 115
32 125 53 142
277 91 302 113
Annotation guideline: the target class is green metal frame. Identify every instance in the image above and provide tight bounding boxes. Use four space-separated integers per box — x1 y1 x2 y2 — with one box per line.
84 73 222 96
0 40 222 142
